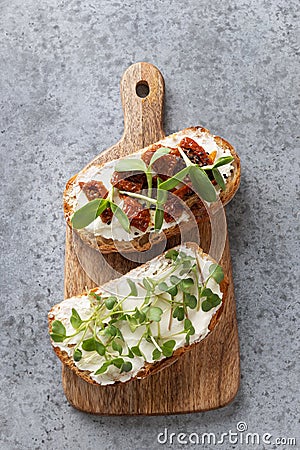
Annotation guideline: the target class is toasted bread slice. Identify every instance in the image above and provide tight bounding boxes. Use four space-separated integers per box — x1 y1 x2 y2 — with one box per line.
49 243 228 386
64 126 240 254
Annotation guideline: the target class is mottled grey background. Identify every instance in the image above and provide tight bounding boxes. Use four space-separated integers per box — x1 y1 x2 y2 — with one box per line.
0 0 299 449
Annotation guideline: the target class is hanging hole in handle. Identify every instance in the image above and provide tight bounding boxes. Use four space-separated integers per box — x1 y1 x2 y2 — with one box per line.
136 80 150 98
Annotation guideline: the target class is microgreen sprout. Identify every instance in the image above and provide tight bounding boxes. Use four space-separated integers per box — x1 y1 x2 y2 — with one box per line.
71 145 234 231
50 250 224 378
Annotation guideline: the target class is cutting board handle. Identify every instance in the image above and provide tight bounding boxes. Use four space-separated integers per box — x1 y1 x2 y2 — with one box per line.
120 62 165 152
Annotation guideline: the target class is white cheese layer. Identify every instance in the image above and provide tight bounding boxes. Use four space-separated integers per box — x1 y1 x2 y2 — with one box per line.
50 245 223 385
160 128 233 177
70 129 234 241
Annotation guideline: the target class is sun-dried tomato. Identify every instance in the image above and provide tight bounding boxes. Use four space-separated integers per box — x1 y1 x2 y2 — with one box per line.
98 209 112 224
111 171 145 193
121 196 150 232
152 154 183 180
179 137 213 167
79 180 108 201
172 184 193 199
142 145 183 180
79 180 113 224
141 144 163 166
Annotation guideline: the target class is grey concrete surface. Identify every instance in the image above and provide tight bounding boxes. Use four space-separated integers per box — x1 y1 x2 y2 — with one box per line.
0 0 299 449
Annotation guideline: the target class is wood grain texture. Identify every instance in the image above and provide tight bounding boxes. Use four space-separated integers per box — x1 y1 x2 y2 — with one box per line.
62 62 240 414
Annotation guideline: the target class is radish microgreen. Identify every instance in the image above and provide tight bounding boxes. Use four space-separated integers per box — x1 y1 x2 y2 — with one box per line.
50 250 224 378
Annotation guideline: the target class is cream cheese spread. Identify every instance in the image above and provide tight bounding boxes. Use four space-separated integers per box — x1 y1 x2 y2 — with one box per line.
49 245 224 385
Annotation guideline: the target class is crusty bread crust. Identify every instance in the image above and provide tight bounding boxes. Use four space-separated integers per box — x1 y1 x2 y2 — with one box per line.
49 243 228 386
63 126 241 254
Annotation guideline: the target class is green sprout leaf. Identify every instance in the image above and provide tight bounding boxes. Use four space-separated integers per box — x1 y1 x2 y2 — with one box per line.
209 293 222 307
200 287 214 298
131 346 142 357
71 198 107 229
201 300 213 312
167 285 178 297
82 338 96 352
121 361 132 373
159 166 190 191
115 158 147 173
161 340 176 357
158 282 178 297
110 202 131 233
50 333 66 342
143 277 153 291
184 293 197 309
70 308 82 329
104 324 118 337
184 318 195 335
165 249 179 261
116 328 124 341
189 166 217 203
112 357 124 369
201 294 221 311
170 275 181 285
212 167 225 191
95 361 112 375
185 318 195 343
148 306 163 322
152 348 162 360
133 307 146 323
173 306 185 321
213 156 234 168
105 296 117 310
154 207 164 232
149 147 171 166
73 348 82 362
209 263 224 283
157 181 168 204
127 316 138 332
158 282 168 292
154 178 168 232
180 278 194 292
51 320 66 337
112 340 123 355
95 340 106 356
127 279 138 296
127 349 134 358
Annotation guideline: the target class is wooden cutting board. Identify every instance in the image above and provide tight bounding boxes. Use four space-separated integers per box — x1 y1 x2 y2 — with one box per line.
63 62 240 415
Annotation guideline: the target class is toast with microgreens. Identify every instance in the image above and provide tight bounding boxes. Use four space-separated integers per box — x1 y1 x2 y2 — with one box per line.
64 126 240 253
49 243 228 386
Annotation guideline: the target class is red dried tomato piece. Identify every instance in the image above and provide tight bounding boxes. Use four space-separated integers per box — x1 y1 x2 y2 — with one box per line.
169 147 181 157
100 208 113 224
141 144 162 166
121 196 150 232
172 184 193 199
152 154 183 180
142 145 183 180
79 180 108 201
111 171 145 193
179 137 213 167
79 180 113 224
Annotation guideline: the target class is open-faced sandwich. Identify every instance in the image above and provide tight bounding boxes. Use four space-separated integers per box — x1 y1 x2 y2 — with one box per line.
49 243 228 386
64 126 240 252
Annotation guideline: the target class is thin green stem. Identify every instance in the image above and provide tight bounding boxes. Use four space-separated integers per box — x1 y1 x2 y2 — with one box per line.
119 190 158 205
146 169 153 205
